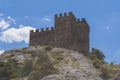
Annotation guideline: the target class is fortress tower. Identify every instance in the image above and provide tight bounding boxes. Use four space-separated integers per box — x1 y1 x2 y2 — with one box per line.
29 12 90 54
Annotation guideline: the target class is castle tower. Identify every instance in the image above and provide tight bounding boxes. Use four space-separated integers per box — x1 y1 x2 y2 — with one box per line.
54 12 76 48
54 12 75 30
29 12 90 54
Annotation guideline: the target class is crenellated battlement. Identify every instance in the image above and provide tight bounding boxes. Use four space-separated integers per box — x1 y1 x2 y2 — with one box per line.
30 27 55 33
55 12 75 18
30 12 90 54
76 19 80 23
75 18 87 23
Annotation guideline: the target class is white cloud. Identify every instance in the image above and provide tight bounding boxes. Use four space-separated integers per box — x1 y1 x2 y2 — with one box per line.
44 18 51 22
0 19 10 30
106 26 110 30
0 25 35 43
41 17 51 23
0 13 4 16
7 16 16 24
0 50 4 54
25 16 28 19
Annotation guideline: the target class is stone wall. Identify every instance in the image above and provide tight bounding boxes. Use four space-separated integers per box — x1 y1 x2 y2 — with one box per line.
29 12 90 54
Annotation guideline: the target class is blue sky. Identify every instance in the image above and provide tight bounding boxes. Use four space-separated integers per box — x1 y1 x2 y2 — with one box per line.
0 0 120 64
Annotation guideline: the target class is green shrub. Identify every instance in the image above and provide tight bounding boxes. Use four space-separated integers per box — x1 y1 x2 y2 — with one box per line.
90 53 97 60
22 59 33 77
28 51 59 80
92 58 102 69
28 61 58 80
36 51 49 64
22 47 27 50
6 54 15 58
51 52 64 61
44 46 52 51
11 54 15 57
90 48 105 61
73 61 79 68
0 59 22 79
110 62 114 65
10 78 24 80
90 48 106 69
100 66 114 79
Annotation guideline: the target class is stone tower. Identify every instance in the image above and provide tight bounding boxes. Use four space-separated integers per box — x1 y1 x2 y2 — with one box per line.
29 12 90 54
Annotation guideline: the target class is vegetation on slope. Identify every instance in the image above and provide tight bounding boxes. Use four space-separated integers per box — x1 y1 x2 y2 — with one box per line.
0 59 22 80
0 46 58 80
90 48 120 80
28 48 58 80
0 46 120 80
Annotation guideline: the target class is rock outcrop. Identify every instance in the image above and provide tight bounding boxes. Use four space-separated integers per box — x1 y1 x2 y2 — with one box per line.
0 46 103 80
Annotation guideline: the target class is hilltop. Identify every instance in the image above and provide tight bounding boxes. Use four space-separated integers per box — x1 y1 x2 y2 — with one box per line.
0 46 102 80
0 46 120 80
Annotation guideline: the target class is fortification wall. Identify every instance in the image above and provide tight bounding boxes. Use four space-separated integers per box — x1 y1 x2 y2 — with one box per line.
29 12 90 53
29 27 55 46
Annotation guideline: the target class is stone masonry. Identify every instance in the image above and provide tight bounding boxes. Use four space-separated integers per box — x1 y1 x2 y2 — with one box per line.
29 12 90 54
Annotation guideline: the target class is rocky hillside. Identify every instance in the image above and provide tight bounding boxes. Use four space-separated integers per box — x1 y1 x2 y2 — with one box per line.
0 46 119 80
